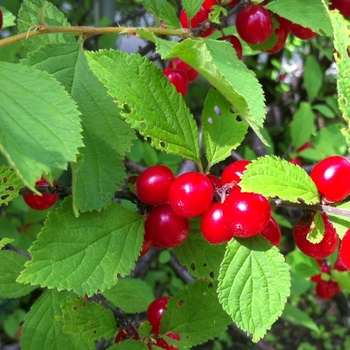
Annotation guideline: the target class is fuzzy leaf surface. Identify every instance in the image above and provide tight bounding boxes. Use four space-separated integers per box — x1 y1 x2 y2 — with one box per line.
58 297 116 342
218 236 290 342
86 50 200 163
102 278 154 313
143 0 179 28
17 198 144 296
18 0 75 51
0 61 83 190
153 37 267 144
0 251 36 298
0 166 23 206
24 43 135 213
306 212 325 244
328 201 350 239
173 218 226 282
0 238 14 248
203 89 248 168
239 156 319 204
1 6 16 28
160 280 231 347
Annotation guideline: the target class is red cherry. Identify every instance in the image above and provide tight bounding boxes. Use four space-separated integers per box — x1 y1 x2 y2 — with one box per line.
0 10 3 30
139 239 153 258
236 4 273 45
260 217 282 246
310 156 350 203
264 16 289 54
115 326 139 343
144 204 189 248
293 214 339 259
221 160 251 186
217 35 243 60
180 6 216 37
200 203 234 244
136 165 175 205
147 296 171 334
329 0 350 18
223 190 271 238
203 0 218 9
339 229 350 270
206 174 222 191
310 261 331 282
315 279 341 300
163 68 188 96
290 23 317 40
334 254 349 272
168 58 198 82
289 158 302 166
23 177 58 210
168 172 214 218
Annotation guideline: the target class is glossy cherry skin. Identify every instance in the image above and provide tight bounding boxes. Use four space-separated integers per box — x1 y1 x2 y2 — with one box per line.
147 296 171 334
236 4 273 45
223 190 271 238
144 204 189 248
217 35 243 60
221 160 251 186
264 16 289 54
180 6 216 37
339 228 350 270
168 172 214 218
168 58 198 82
201 203 234 244
290 23 317 40
206 174 222 191
310 156 350 203
293 214 339 259
334 253 349 271
136 165 175 205
203 0 218 9
23 177 58 210
315 279 341 300
163 68 188 96
260 216 282 246
329 0 350 18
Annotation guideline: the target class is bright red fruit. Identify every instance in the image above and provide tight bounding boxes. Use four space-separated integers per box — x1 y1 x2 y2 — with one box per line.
136 165 175 205
310 155 350 203
168 172 214 218
310 262 331 282
147 296 171 334
293 214 339 259
236 4 273 45
329 0 350 18
152 333 180 350
139 239 153 258
168 58 198 82
115 329 139 343
0 10 3 30
163 68 189 96
200 203 234 244
217 35 243 60
23 177 58 210
203 0 218 9
144 204 189 248
180 6 216 37
290 23 317 40
339 228 350 270
334 253 349 271
260 217 282 246
221 160 251 186
223 190 271 238
289 158 302 166
206 174 222 191
264 16 289 54
315 279 341 300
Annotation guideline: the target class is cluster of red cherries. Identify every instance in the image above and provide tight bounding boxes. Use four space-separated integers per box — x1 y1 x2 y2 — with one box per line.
115 296 179 349
162 0 350 96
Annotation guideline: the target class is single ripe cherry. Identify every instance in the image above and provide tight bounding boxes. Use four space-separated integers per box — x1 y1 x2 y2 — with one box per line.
168 58 198 82
200 203 234 244
163 68 189 96
260 216 282 246
339 228 350 270
221 160 251 186
23 177 59 210
329 0 350 18
144 204 189 248
180 6 216 37
217 35 243 60
115 327 139 343
223 190 271 238
334 252 349 271
264 16 289 54
136 165 175 205
168 172 214 218
236 4 273 45
315 279 341 300
290 23 317 40
310 155 350 203
147 296 171 334
293 214 339 259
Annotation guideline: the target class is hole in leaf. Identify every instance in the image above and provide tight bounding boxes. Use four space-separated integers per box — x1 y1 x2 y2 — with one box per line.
1 194 9 200
190 263 196 271
207 117 214 124
5 186 14 191
93 330 97 334
208 283 214 289
73 306 78 311
203 263 207 268
178 300 185 306
160 141 166 148
236 115 243 122
123 104 131 114
209 271 215 279
140 122 147 130
230 107 237 114
214 106 221 116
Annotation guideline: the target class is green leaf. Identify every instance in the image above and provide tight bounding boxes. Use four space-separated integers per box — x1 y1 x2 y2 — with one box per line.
86 50 200 164
58 297 116 342
173 218 226 282
153 37 268 144
202 89 248 168
102 278 154 313
304 56 323 101
23 43 135 213
218 236 290 342
265 0 332 36
290 103 315 150
0 166 24 206
0 251 37 298
332 270 350 293
18 0 75 51
0 61 83 190
285 249 320 278
282 304 319 333
20 289 93 350
328 201 350 239
240 156 319 204
143 0 180 29
306 212 325 244
0 237 15 248
17 198 144 296
107 340 149 350
160 280 232 347
181 0 203 20
313 104 336 118
0 6 16 28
